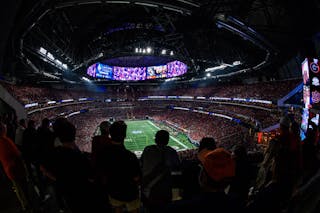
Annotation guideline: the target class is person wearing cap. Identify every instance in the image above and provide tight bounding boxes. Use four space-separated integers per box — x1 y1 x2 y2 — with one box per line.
180 137 217 200
165 147 239 213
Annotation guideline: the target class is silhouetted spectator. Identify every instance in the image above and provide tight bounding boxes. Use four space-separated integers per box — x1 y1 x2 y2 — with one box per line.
41 119 106 212
165 148 238 213
91 120 112 171
4 112 17 141
15 119 26 150
0 122 31 211
229 145 250 206
22 119 39 187
180 137 217 199
97 121 141 213
37 118 55 161
248 116 300 213
302 124 319 183
141 130 180 213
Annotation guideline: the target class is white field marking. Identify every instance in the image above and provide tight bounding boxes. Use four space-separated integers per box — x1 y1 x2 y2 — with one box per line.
147 121 188 149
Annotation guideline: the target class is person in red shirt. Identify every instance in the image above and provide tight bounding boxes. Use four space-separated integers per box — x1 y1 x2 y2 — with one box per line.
0 121 30 211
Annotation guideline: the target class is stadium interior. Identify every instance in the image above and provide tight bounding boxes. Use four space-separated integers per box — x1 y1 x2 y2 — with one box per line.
0 0 320 213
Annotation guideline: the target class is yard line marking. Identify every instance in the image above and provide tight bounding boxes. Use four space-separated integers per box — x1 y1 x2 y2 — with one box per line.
147 121 188 149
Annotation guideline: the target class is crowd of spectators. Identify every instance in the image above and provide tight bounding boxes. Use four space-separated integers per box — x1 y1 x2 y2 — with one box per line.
2 79 300 106
0 107 319 213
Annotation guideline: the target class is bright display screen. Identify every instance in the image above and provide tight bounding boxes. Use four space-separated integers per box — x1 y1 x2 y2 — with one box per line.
87 60 187 81
167 60 187 78
147 65 167 79
87 64 97 77
87 63 113 79
301 58 320 141
113 67 147 81
96 63 113 79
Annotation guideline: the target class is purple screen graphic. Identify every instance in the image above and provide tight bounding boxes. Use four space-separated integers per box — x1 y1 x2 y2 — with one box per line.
113 66 147 81
87 60 187 80
87 64 97 77
167 61 187 78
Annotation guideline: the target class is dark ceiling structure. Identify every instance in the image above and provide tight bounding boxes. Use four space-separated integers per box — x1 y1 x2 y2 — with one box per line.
0 0 319 84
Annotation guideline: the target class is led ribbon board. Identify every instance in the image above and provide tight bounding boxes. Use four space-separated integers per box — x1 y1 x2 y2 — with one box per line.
87 60 187 81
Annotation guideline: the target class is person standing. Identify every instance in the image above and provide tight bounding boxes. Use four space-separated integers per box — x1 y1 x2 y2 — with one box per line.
165 148 238 213
0 122 31 211
141 130 180 213
15 119 26 150
41 119 106 212
97 121 141 213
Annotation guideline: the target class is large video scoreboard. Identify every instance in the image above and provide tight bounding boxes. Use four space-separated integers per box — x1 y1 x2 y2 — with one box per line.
87 60 187 81
301 58 320 139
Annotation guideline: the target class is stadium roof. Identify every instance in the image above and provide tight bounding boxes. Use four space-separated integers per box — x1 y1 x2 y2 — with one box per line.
0 0 319 84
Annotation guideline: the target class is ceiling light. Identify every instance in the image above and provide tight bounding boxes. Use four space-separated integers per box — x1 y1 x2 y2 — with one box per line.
170 51 174 56
47 52 55 61
233 61 241 65
135 2 158 8
161 49 166 55
206 73 211 77
163 6 183 14
135 48 138 53
205 64 227 72
62 64 68 70
82 76 90 82
39 47 47 55
176 0 200 7
55 59 62 65
146 47 152 53
106 1 130 4
142 49 146 53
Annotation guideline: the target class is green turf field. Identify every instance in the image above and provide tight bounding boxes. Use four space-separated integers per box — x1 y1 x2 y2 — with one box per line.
124 120 195 156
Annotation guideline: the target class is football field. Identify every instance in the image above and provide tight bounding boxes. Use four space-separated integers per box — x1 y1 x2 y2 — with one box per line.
124 120 195 156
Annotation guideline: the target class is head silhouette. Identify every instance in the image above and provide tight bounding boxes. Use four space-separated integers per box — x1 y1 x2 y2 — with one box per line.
155 130 169 146
53 118 75 143
199 137 216 152
99 121 111 136
109 121 127 143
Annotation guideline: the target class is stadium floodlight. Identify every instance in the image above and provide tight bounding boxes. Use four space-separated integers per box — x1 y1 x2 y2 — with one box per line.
55 59 62 66
205 64 227 72
106 1 130 4
39 47 47 55
233 61 241 66
82 76 90 82
161 49 166 55
163 6 183 14
62 64 68 70
176 0 200 7
206 73 211 77
135 2 158 8
47 52 55 61
170 51 174 56
146 47 152 53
